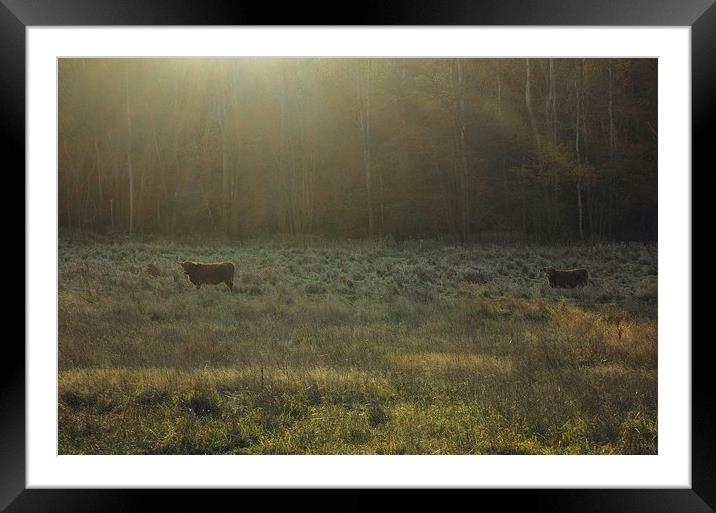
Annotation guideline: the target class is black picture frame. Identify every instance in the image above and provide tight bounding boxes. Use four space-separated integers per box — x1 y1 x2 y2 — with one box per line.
3 1 712 511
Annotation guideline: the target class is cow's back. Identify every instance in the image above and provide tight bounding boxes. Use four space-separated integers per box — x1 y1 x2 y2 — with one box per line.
557 268 588 287
193 262 234 284
546 267 588 288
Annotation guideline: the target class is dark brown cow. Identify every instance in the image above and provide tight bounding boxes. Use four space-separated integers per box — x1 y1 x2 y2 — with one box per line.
543 267 589 288
179 261 235 291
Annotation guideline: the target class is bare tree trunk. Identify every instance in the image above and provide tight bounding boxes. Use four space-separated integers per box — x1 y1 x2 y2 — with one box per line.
358 61 375 237
378 166 385 235
588 187 594 235
608 61 615 161
294 72 310 235
548 58 557 145
365 94 374 238
221 116 229 233
199 129 218 232
137 156 145 234
432 143 451 232
170 61 181 236
61 139 73 228
278 66 293 235
574 60 584 240
311 150 319 231
302 152 310 233
545 61 551 139
219 62 230 235
580 59 589 162
496 62 502 117
171 191 177 235
521 161 527 233
502 157 509 213
608 60 616 238
94 136 103 214
580 59 591 238
525 59 542 154
525 59 544 236
455 59 470 242
547 58 560 234
125 69 134 235
449 129 462 236
577 181 583 239
152 125 167 230
199 181 218 232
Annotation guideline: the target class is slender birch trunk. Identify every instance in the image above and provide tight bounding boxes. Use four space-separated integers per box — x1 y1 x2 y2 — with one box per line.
152 125 167 230
358 61 375 237
552 64 558 135
574 60 584 240
525 59 542 154
94 136 103 220
456 59 470 242
607 60 616 239
496 62 502 117
608 61 615 161
125 69 134 235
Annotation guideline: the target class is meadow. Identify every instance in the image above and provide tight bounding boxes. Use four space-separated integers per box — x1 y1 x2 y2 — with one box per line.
58 233 657 454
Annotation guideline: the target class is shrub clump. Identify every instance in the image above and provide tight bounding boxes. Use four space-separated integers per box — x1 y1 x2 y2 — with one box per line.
182 389 223 417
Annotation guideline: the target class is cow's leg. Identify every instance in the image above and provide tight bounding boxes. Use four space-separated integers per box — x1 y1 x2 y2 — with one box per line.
196 284 201 290
226 280 233 292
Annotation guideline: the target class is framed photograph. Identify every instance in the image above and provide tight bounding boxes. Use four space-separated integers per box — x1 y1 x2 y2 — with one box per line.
4 0 712 510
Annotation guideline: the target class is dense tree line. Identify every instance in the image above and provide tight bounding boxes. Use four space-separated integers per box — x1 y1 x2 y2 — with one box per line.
59 58 657 241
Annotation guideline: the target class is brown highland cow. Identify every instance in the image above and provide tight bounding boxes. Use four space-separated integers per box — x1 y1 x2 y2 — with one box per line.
179 260 235 291
543 266 589 288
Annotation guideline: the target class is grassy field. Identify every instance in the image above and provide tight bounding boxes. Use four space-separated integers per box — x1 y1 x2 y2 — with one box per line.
58 233 657 454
